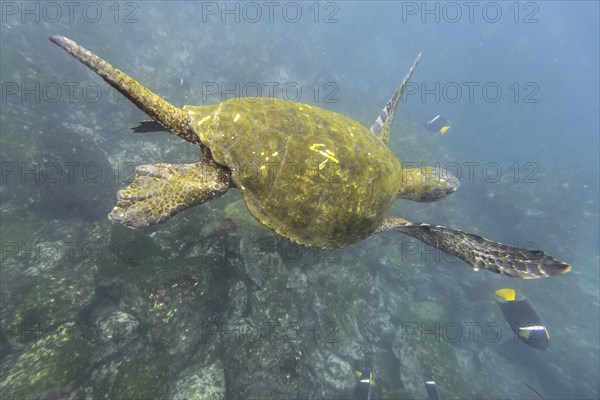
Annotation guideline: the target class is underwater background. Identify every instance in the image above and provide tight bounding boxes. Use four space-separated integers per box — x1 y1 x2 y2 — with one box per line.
0 1 598 399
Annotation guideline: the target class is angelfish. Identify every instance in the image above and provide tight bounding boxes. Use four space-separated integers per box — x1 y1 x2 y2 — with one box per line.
353 368 374 400
425 115 451 134
423 366 441 400
495 288 550 350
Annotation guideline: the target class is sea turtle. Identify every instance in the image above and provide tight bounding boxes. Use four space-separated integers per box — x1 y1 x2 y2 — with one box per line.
49 36 570 279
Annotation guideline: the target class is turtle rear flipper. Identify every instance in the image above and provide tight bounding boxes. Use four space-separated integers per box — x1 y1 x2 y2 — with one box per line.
110 161 231 228
376 218 570 279
49 35 199 144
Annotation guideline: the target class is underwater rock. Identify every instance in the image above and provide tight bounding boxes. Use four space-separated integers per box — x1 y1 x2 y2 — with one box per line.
392 302 470 399
354 300 396 346
126 265 235 362
4 269 96 352
310 351 354 394
224 336 313 399
221 241 317 398
408 301 446 322
95 310 142 358
182 231 395 398
241 236 284 289
96 311 139 343
171 360 225 400
86 309 149 399
108 357 170 399
226 280 249 321
0 322 98 400
93 224 248 367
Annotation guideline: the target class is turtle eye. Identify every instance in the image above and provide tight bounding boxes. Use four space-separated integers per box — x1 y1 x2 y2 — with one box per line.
431 187 444 198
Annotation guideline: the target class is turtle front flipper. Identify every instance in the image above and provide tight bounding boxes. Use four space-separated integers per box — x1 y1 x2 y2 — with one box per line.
110 161 231 228
376 218 571 279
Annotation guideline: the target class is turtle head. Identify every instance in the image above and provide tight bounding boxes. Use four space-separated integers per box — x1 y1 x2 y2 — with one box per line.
419 173 460 201
397 166 460 202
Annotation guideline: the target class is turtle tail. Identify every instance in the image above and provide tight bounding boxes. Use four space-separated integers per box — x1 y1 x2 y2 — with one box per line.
49 35 199 144
376 218 571 279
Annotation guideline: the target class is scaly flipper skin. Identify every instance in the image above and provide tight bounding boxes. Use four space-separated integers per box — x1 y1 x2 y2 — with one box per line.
370 53 421 144
375 218 570 279
48 35 198 144
110 161 231 228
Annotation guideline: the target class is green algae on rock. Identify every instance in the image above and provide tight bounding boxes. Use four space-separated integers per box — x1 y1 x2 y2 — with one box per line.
0 322 98 399
108 357 170 400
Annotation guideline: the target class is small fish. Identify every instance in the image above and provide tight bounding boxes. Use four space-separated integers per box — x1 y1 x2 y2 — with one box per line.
353 368 374 400
423 366 441 400
171 76 192 91
424 115 451 134
495 288 550 351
